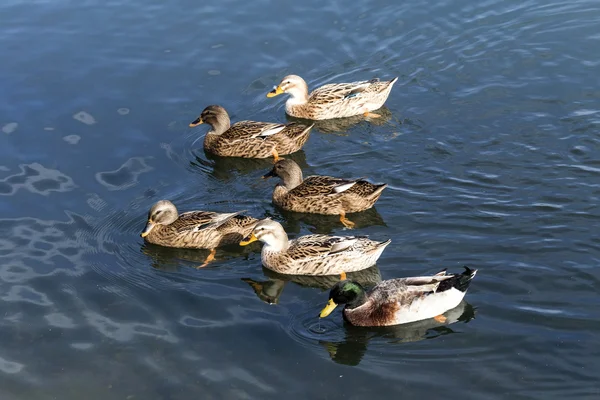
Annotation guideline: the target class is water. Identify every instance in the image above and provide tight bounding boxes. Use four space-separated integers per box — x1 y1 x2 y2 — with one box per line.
1 0 599 398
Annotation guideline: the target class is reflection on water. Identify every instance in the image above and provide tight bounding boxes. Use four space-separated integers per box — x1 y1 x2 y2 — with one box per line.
2 0 600 397
286 106 395 134
141 242 253 271
191 150 309 182
320 301 476 366
243 265 382 304
277 206 387 235
95 157 154 191
0 163 76 196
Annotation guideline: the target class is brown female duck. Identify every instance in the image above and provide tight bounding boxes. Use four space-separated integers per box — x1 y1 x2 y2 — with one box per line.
263 159 387 228
141 200 257 267
239 218 390 275
189 105 313 159
266 74 398 120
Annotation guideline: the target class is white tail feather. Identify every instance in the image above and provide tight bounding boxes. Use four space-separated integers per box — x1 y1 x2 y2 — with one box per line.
254 125 286 138
329 239 358 254
332 181 357 194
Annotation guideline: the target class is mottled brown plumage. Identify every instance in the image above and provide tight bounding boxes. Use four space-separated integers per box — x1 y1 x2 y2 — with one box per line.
267 75 398 120
263 159 387 228
239 219 391 276
141 200 258 249
320 267 478 327
189 105 313 158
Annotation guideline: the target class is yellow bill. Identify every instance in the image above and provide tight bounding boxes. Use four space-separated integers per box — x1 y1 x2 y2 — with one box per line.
189 117 204 127
340 272 347 281
140 220 155 238
239 233 258 246
319 298 338 318
266 86 284 98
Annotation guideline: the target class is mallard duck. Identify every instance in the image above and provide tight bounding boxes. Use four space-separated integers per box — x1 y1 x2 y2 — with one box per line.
189 105 313 159
320 300 475 365
239 218 390 275
141 200 258 267
263 158 387 228
266 75 398 120
320 267 477 326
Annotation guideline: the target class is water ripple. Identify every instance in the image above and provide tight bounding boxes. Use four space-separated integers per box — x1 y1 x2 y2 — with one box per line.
1 0 600 397
0 163 76 196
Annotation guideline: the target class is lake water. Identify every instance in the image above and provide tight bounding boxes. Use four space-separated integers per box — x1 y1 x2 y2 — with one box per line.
1 0 599 398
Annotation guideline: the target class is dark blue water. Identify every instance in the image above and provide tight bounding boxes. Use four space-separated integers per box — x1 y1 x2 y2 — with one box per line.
1 0 599 398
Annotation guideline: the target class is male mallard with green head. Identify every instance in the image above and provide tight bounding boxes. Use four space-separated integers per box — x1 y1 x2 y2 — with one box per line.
320 267 477 326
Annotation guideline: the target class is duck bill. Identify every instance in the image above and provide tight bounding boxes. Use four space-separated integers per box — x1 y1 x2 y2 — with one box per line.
262 169 277 179
319 299 338 318
266 86 284 98
239 233 258 246
189 117 204 128
140 221 155 238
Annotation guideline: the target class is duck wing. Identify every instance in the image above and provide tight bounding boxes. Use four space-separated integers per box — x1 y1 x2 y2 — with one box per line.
292 175 362 197
222 121 286 141
174 210 246 233
309 80 378 103
287 234 368 260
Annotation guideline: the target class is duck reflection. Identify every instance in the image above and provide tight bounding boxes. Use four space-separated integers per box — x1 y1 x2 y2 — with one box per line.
190 150 309 181
285 106 393 135
140 242 251 271
320 301 476 366
242 266 382 305
276 207 387 235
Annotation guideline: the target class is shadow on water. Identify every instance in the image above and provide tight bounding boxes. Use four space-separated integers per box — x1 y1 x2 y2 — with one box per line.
242 265 382 304
190 149 309 181
285 106 395 135
276 206 388 235
140 242 253 272
319 301 476 366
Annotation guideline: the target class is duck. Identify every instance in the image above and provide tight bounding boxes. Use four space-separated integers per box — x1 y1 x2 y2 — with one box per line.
239 218 390 275
189 105 313 160
266 74 398 120
319 267 478 326
141 200 258 267
263 158 387 228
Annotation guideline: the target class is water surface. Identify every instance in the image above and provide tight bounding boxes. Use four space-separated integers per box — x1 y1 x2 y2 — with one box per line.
1 0 599 398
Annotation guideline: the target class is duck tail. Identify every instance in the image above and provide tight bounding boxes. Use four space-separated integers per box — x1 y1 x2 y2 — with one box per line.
436 266 477 293
454 266 477 292
288 122 314 138
286 123 313 150
370 183 388 198
378 239 392 249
